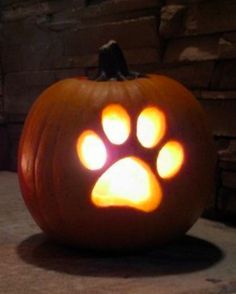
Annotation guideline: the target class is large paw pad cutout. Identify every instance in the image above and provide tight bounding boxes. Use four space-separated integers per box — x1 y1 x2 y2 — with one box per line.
76 104 184 213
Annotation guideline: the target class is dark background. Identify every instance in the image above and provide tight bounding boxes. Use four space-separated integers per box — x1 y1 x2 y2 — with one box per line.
0 0 235 218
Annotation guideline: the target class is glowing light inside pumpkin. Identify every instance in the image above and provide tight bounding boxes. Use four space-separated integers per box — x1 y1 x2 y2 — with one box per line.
77 130 107 170
102 104 131 145
156 141 184 179
92 157 162 212
137 106 166 148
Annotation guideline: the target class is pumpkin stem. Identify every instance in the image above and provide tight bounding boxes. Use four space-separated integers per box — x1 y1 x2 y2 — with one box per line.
95 40 143 81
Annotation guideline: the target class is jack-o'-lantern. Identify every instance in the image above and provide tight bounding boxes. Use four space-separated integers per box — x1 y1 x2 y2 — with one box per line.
18 41 216 251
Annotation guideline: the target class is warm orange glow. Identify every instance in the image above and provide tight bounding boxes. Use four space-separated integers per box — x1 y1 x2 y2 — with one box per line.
137 106 166 148
77 130 107 170
156 141 184 179
102 104 131 145
92 157 162 212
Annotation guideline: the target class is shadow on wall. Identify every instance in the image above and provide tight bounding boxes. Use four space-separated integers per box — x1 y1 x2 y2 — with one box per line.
17 233 224 277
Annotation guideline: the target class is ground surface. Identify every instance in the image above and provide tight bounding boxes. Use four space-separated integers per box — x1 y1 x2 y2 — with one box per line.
0 171 236 294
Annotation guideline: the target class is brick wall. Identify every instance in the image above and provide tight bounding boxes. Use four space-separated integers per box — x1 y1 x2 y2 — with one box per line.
0 0 235 218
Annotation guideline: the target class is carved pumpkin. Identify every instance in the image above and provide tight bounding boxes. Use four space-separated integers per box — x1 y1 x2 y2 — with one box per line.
18 41 216 250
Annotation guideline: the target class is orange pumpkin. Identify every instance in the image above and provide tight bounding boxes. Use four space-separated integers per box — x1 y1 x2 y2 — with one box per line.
18 41 216 250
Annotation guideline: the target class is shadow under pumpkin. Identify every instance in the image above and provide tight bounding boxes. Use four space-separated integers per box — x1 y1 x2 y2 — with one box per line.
17 233 224 277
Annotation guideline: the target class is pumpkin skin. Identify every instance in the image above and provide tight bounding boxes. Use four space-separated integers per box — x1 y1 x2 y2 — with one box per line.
18 43 216 251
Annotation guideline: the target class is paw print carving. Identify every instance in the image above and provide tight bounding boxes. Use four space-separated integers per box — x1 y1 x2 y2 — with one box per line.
76 104 184 213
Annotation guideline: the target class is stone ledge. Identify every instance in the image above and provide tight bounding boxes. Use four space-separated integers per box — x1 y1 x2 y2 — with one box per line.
2 19 64 72
185 0 236 36
63 17 160 56
80 0 162 20
219 140 236 172
217 187 236 217
2 16 160 73
222 171 236 190
156 61 214 89
220 159 236 172
211 59 236 90
1 0 85 22
4 69 84 116
196 92 236 137
199 99 236 137
2 0 162 28
161 0 236 38
194 90 236 100
36 1 162 32
164 33 236 64
164 35 220 64
160 4 186 38
166 0 204 3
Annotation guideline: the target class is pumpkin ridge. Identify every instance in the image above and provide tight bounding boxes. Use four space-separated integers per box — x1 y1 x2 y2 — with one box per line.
33 96 68 234
23 93 65 233
91 77 111 110
24 103 55 233
18 135 49 232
